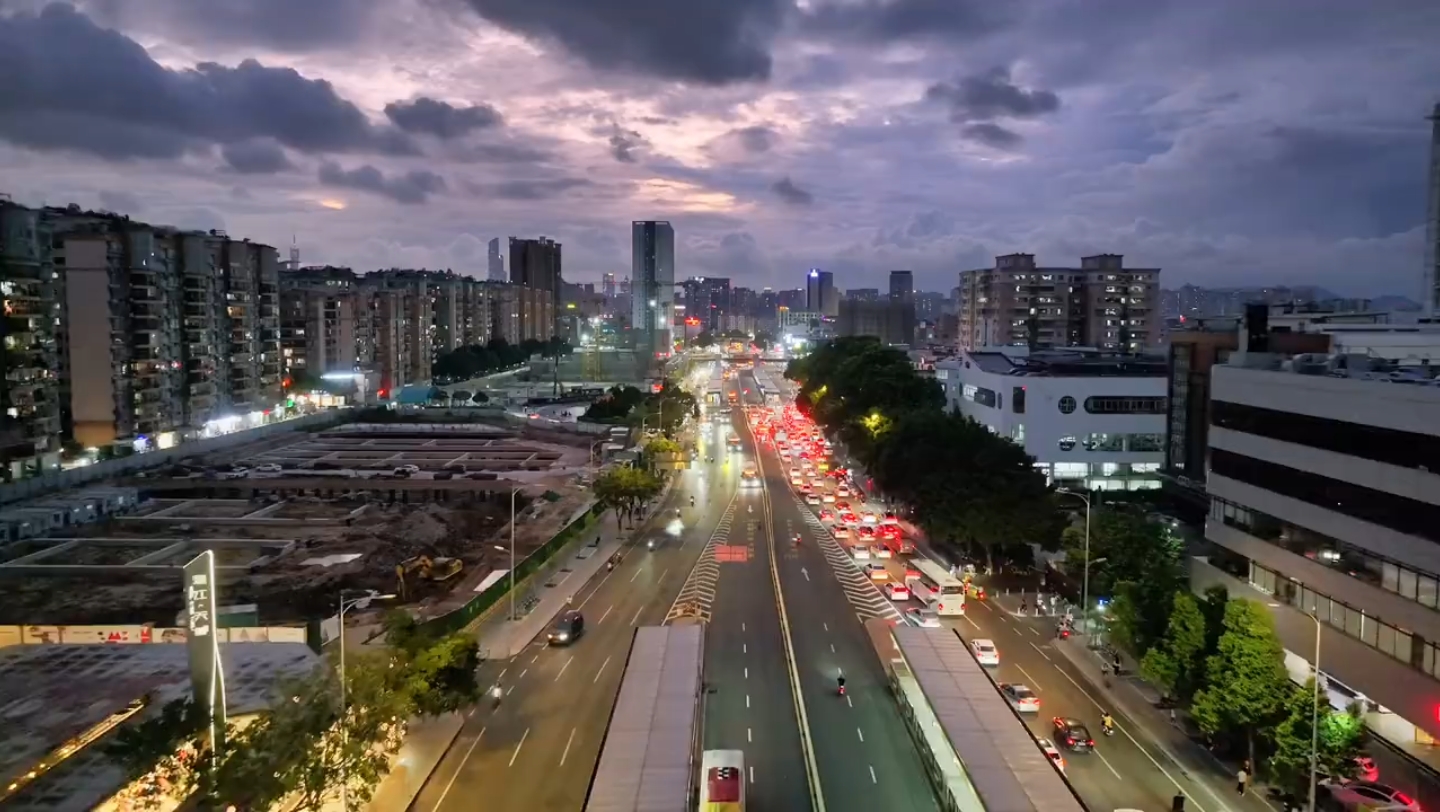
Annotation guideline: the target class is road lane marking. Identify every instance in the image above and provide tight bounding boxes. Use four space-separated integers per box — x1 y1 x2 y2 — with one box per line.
629 605 645 625
428 726 486 811
748 727 753 742
856 727 865 743
497 668 508 680
846 695 853 708
594 656 612 683
506 685 516 696
508 727 530 767
869 765 877 784
746 694 751 708
1030 641 1052 661
1029 625 1041 636
964 615 982 631
803 568 810 581
630 566 643 582
830 643 836 653
599 604 614 624
749 766 755 785
744 667 749 679
977 599 994 612
559 727 577 766
823 623 829 631
1016 664 1043 689
1095 749 1123 779
518 668 528 680
529 654 538 664
743 643 747 654
659 567 669 581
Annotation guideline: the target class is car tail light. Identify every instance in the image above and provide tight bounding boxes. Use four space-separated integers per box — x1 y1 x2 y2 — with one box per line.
1086 739 1094 747
1065 737 1074 745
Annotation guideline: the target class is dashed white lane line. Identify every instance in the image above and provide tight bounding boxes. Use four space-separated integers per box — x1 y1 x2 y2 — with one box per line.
593 656 612 683
743 643 747 654
429 727 485 809
823 623 829 631
497 668 508 681
508 727 530 767
830 643 836 653
746 694 751 708
554 657 573 681
856 727 865 743
964 614 982 631
748 727 753 743
598 604 614 624
1015 664 1043 689
1095 749 1123 780
518 668 528 680
750 766 755 785
1029 641 1052 661
846 695 853 708
558 727 577 766
869 765 878 784
629 605 644 626
630 567 643 582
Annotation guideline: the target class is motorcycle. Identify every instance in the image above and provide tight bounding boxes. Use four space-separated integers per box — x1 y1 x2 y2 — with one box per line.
837 676 847 697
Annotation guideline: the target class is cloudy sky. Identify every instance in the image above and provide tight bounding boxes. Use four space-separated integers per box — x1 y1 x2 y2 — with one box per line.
2 1 1437 297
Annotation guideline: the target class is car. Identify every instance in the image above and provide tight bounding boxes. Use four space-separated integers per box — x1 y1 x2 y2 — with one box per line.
1329 781 1420 811
873 543 893 559
851 545 872 560
837 486 851 498
789 467 801 477
790 475 803 485
970 639 1000 666
882 512 898 525
1001 683 1041 713
818 509 835 521
840 512 859 524
1036 736 1066 773
832 525 851 539
806 494 821 505
254 463 283 473
835 501 852 511
863 563 890 581
1051 717 1094 752
797 482 811 493
547 610 585 646
856 526 876 541
396 464 420 474
884 582 910 601
1353 755 1380 783
861 512 879 525
822 493 837 503
904 607 942 628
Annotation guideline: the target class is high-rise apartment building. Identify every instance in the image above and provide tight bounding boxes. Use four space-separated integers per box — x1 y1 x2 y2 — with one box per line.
632 221 675 364
509 236 560 339
915 291 946 321
957 253 1161 353
487 237 505 282
1423 104 1440 317
844 288 881 302
806 269 837 317
279 266 367 382
682 276 731 330
602 273 617 299
837 298 914 346
0 202 61 464
889 270 914 303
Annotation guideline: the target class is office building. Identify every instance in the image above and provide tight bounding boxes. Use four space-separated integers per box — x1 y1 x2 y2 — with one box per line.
1425 103 1440 317
682 276 731 331
806 269 838 317
936 348 1167 490
776 288 804 312
837 298 914 346
845 288 881 303
915 291 945 322
1194 322 1440 747
778 308 826 343
889 270 914 303
632 221 675 364
957 253 1161 353
509 236 561 339
487 237 505 282
602 272 617 299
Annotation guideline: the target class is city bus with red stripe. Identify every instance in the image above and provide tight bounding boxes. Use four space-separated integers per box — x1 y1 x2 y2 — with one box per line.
699 749 744 812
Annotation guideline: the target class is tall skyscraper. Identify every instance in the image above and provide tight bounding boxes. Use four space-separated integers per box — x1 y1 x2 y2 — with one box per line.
487 237 505 281
682 276 731 330
602 272 617 299
632 221 675 364
1424 103 1440 317
509 237 561 338
889 270 914 303
806 269 837 317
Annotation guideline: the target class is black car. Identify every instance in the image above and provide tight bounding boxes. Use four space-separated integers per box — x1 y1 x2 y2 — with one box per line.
548 610 585 646
1051 717 1094 752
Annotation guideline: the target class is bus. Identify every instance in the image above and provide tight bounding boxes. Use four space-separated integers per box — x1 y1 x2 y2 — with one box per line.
910 559 967 616
699 749 744 812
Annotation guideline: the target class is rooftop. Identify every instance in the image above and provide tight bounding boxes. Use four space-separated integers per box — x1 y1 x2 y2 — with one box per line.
946 349 1167 378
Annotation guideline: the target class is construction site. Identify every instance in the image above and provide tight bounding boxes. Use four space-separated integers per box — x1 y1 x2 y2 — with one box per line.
0 422 609 626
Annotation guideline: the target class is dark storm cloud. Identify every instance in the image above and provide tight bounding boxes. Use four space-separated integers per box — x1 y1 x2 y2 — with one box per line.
480 178 593 201
456 0 787 85
221 140 294 174
800 0 1020 43
318 161 447 204
771 177 814 206
608 126 646 163
926 67 1060 122
0 4 417 161
75 0 380 51
384 97 505 139
97 190 142 213
961 122 1022 150
446 141 553 164
734 126 777 154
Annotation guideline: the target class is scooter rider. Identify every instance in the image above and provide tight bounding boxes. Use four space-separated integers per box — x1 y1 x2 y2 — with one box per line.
1101 711 1115 735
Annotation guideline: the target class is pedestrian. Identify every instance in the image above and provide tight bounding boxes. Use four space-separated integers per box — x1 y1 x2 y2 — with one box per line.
1020 597 1029 616
1169 708 1178 726
1236 767 1248 796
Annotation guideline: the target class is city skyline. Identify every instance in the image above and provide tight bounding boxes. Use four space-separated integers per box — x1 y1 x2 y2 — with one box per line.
0 2 1437 299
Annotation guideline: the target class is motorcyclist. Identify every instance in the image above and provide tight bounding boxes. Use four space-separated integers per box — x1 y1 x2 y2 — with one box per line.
690 496 696 507
837 675 846 695
491 682 504 706
1101 711 1115 734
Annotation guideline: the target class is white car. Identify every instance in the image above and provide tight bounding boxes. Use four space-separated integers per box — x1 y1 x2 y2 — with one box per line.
789 467 801 477
884 582 910 601
836 486 851 498
851 545 872 561
790 475 803 485
395 464 420 474
806 494 821 506
821 493 837 503
832 525 851 539
970 639 1000 666
254 463 283 473
874 545 893 559
904 607 942 628
1037 737 1066 773
863 563 890 581
861 512 879 525
1000 683 1041 713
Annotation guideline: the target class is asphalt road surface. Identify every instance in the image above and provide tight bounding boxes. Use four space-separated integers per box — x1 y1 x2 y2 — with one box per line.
701 393 813 811
410 457 731 812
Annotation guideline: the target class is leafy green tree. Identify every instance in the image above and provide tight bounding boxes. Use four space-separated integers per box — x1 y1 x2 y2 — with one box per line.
1106 581 1144 655
583 385 646 422
1140 592 1207 701
592 466 662 529
1191 598 1293 768
1065 507 1183 652
1271 679 1367 794
471 390 489 404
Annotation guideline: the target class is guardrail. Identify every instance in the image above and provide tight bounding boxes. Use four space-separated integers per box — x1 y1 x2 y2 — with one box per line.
418 502 605 637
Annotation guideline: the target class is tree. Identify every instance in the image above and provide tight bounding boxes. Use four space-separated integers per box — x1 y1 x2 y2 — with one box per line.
592 466 662 529
583 385 645 422
1270 679 1367 795
1065 507 1183 653
1191 598 1294 769
471 391 489 404
1140 592 1207 701
450 390 471 404
753 328 776 347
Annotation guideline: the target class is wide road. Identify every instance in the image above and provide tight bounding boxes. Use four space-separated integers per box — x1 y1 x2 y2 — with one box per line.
701 391 812 811
411 455 732 812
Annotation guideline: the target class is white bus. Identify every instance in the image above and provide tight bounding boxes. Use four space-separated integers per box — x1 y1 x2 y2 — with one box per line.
699 749 745 812
910 559 967 616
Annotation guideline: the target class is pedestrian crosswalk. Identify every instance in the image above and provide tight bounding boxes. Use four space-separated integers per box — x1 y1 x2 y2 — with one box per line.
791 494 901 623
665 496 737 624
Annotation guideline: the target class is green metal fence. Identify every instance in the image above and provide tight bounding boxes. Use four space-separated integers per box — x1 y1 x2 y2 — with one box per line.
419 503 605 637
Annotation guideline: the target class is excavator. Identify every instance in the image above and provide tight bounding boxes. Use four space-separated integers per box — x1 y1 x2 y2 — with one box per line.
396 555 463 599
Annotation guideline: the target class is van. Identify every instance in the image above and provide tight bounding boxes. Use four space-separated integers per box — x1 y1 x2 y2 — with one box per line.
548 610 584 646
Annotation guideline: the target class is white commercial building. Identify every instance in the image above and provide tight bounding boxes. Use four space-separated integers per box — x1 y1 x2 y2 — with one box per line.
935 349 1166 491
1197 340 1440 746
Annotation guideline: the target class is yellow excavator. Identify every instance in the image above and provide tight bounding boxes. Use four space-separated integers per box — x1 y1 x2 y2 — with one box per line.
396 555 463 599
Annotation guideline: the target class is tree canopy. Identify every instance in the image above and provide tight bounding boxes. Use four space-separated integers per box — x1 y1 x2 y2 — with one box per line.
432 337 572 383
592 466 663 529
1191 598 1294 768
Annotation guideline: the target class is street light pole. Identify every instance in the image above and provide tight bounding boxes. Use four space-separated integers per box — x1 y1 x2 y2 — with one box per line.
1308 612 1323 812
509 487 519 621
1058 488 1093 635
336 589 394 812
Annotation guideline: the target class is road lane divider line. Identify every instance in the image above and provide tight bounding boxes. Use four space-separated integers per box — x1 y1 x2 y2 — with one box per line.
559 727 577 767
1029 641 1051 661
425 726 486 812
629 606 644 626
856 727 865 743
508 727 530 767
593 655 612 683
751 415 827 812
598 604 614 624
1095 749 1123 780
869 765 877 784
663 493 738 625
630 567 643 582
1015 664 1043 689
